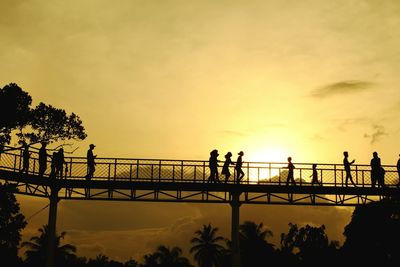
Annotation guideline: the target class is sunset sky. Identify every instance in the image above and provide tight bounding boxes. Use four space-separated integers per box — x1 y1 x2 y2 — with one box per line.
1 0 400 262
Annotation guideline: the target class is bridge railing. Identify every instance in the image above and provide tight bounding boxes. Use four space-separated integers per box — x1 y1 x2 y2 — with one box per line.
0 149 399 187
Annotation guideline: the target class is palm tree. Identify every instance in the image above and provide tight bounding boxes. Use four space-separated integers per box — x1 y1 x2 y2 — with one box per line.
142 245 192 267
154 245 192 267
21 225 76 266
190 224 226 267
239 221 275 267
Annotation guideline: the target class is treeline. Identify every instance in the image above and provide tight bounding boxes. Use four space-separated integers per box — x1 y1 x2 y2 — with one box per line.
1 183 400 267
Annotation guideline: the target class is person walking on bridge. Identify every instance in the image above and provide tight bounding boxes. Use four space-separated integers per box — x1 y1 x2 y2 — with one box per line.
343 151 356 187
286 157 296 186
38 142 48 177
310 164 321 186
208 149 220 183
85 144 97 180
235 151 245 183
370 152 381 188
222 152 234 183
21 142 30 174
55 148 67 178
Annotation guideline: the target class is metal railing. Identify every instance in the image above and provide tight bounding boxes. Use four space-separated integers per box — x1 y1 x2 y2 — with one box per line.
1 148 399 187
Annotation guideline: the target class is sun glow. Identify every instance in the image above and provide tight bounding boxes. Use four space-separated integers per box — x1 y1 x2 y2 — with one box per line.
248 147 289 163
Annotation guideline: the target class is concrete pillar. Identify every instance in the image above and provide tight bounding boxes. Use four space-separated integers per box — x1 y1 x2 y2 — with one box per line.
46 188 59 267
230 192 241 267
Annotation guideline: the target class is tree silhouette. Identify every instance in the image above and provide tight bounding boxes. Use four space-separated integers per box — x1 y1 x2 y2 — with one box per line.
238 221 275 267
0 183 27 266
0 83 86 149
190 224 225 267
22 225 77 267
342 199 400 266
0 83 32 147
279 223 339 266
141 245 192 267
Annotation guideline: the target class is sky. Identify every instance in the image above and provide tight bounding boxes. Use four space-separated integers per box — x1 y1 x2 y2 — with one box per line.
1 0 400 263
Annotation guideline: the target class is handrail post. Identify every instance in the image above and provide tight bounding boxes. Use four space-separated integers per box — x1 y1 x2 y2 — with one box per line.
136 160 139 179
114 159 117 181
181 161 184 181
159 160 161 182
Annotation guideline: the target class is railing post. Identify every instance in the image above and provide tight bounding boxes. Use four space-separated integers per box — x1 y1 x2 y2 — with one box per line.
299 169 302 186
13 154 17 172
159 161 161 182
69 158 72 178
203 161 206 183
129 164 133 182
269 163 271 181
334 164 337 187
246 162 250 184
114 159 117 181
181 161 184 181
136 160 139 179
355 165 358 185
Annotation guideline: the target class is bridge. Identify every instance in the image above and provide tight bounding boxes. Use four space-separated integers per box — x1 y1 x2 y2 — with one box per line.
1 148 399 267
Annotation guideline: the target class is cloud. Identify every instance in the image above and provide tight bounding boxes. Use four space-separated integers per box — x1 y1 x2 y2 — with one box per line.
363 124 388 144
312 80 374 98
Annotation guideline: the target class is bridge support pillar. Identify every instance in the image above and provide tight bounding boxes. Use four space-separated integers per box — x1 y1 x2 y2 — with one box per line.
46 187 59 267
230 192 241 267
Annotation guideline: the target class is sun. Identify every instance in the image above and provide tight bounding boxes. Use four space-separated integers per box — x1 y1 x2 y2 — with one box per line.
248 146 289 163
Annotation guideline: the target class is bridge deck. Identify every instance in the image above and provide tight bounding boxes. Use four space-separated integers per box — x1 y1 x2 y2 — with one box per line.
1 150 399 206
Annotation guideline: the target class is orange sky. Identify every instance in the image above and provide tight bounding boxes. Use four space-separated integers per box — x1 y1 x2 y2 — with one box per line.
2 0 400 262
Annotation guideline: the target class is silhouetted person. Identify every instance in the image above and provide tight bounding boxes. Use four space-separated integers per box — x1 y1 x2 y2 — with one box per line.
85 144 97 180
50 151 58 178
397 154 400 185
21 142 30 174
55 148 66 178
286 157 296 186
310 164 321 186
38 142 48 177
222 152 234 183
235 151 245 183
370 152 381 188
343 151 356 187
208 149 220 183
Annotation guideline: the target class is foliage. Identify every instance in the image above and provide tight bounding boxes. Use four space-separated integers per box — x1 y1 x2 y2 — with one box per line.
21 225 77 267
0 183 27 266
190 224 225 267
342 199 400 265
238 221 275 267
141 245 193 267
0 83 86 148
0 83 32 146
279 223 339 266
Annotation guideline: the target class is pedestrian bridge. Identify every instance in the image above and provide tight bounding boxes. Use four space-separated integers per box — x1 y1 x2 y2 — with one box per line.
0 148 399 206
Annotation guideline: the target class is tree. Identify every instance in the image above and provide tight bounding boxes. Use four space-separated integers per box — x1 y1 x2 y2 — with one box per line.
21 102 87 144
0 83 86 149
0 83 32 147
190 224 225 267
279 223 339 266
0 183 27 266
342 199 400 266
22 225 77 267
238 221 275 267
142 245 193 267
